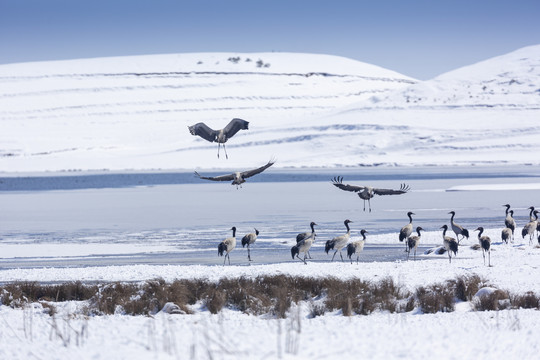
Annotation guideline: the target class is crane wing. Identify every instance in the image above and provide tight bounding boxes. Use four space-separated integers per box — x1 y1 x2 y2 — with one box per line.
373 183 410 196
331 176 365 192
241 159 275 179
188 122 218 142
194 171 235 182
223 118 249 138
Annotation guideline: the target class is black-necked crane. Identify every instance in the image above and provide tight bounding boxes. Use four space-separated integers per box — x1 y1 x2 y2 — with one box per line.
448 211 469 244
440 225 458 263
241 228 259 262
194 159 275 189
501 227 512 244
188 118 249 158
527 206 536 221
347 229 368 264
217 227 237 265
475 226 491 266
399 212 415 251
331 177 410 212
503 205 516 242
325 219 352 262
296 221 317 259
522 209 538 245
291 232 315 265
407 226 423 261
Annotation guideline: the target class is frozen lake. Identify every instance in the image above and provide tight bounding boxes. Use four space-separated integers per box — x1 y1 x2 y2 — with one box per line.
1 165 539 269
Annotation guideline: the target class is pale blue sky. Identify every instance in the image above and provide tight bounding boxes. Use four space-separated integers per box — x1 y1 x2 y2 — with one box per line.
1 0 539 79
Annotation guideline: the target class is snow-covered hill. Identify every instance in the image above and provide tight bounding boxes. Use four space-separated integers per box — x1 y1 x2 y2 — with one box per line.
366 44 540 108
0 47 539 172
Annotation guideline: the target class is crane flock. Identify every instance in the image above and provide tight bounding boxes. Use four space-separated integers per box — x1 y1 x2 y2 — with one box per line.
186 119 539 267
214 204 538 266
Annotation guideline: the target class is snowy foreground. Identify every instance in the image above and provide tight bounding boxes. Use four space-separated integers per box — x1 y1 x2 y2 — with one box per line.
1 231 539 360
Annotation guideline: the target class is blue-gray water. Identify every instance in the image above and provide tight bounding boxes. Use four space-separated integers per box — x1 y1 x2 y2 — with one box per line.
1 165 539 268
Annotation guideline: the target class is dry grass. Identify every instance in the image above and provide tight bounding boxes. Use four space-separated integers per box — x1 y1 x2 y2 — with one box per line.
416 283 455 313
447 274 487 302
1 274 538 317
510 291 540 309
473 289 510 311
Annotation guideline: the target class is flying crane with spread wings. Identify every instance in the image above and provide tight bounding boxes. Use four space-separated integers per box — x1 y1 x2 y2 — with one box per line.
188 118 249 159
331 176 410 212
194 159 275 188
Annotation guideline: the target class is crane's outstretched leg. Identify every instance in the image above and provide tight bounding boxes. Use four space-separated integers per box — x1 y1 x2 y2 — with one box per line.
368 199 372 212
331 251 337 261
223 253 227 265
223 143 228 159
339 251 344 262
217 143 221 158
247 246 252 261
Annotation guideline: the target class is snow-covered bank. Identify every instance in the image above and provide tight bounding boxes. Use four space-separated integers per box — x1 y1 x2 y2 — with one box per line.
1 304 538 360
1 234 539 295
2 239 539 359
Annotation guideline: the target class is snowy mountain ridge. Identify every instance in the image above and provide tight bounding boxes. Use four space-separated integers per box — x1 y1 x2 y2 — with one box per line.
365 44 540 108
1 46 540 172
0 52 416 80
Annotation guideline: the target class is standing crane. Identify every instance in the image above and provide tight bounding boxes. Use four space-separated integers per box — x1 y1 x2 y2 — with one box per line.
440 225 458 263
503 205 516 242
241 228 259 262
475 227 492 266
522 209 538 245
296 222 317 259
218 227 237 265
448 211 469 244
291 232 315 265
325 220 353 262
501 227 512 244
347 230 368 264
407 226 423 261
399 212 415 251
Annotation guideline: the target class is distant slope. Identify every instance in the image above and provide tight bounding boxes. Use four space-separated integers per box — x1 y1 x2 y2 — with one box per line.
0 52 418 172
364 44 540 109
1 49 539 172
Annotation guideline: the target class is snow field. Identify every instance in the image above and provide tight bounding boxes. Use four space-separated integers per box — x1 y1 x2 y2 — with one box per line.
1 284 539 359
